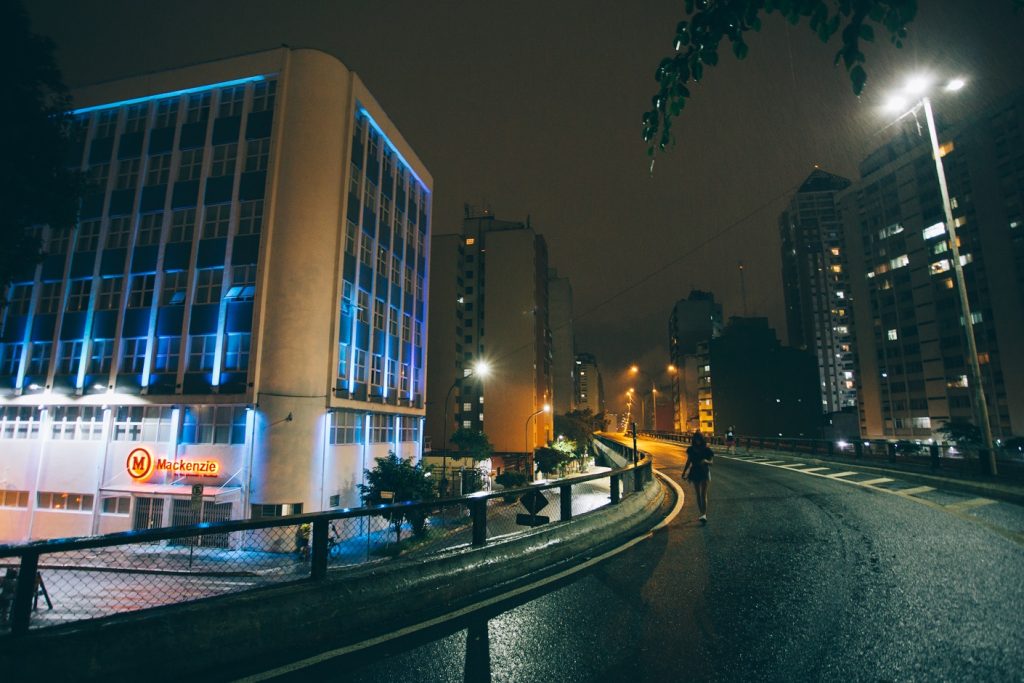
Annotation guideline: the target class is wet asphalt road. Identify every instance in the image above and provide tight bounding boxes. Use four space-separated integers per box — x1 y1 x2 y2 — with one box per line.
247 437 1024 682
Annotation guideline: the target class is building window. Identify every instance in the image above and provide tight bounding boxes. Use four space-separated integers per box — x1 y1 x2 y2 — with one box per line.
121 337 148 373
251 80 276 112
123 103 149 133
115 158 140 190
0 343 23 376
50 406 104 440
203 204 231 239
153 336 180 372
89 338 114 374
224 333 250 371
154 99 179 128
251 502 302 518
137 212 163 247
57 340 83 375
210 143 237 177
77 219 101 252
112 406 173 442
353 348 367 383
345 220 358 255
94 110 118 138
188 334 217 371
146 153 172 186
388 306 399 337
162 270 189 305
0 490 29 508
226 264 257 300
357 289 370 324
194 268 223 304
373 299 385 331
6 284 33 316
376 247 387 275
0 407 40 439
169 208 196 243
47 225 72 255
181 405 246 444
26 342 51 375
245 138 270 172
338 342 350 378
128 273 155 308
36 491 95 512
368 413 392 443
218 86 246 118
106 215 133 249
101 497 131 515
186 92 211 124
238 200 263 236
329 410 364 445
178 149 204 182
370 354 383 387
887 329 898 341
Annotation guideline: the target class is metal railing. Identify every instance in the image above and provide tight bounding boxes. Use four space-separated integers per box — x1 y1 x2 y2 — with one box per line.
639 430 1024 480
0 454 653 636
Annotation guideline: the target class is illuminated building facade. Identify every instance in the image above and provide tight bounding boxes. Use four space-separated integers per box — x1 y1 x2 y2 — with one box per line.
667 290 722 433
779 169 857 414
573 352 602 415
842 92 1024 440
0 48 432 542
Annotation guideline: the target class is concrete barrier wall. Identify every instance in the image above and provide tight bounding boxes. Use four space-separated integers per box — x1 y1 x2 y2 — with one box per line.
0 478 665 682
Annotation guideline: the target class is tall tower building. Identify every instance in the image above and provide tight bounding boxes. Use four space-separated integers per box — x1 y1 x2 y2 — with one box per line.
426 209 553 473
667 290 722 433
779 168 856 414
842 91 1024 440
574 352 602 415
548 269 575 415
0 49 432 543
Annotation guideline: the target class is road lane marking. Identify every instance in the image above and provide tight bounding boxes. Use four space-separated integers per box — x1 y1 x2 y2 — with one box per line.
233 471 683 682
946 497 997 511
778 463 806 468
758 460 786 465
896 486 936 496
858 477 895 486
796 467 830 473
826 471 859 478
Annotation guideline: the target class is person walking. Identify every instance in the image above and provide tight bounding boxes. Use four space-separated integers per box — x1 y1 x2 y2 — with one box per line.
683 431 714 524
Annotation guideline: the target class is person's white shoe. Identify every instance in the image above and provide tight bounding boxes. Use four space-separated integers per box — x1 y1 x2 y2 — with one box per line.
699 514 707 523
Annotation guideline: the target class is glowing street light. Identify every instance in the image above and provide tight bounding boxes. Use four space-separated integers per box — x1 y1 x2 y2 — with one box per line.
440 360 491 495
882 73 995 475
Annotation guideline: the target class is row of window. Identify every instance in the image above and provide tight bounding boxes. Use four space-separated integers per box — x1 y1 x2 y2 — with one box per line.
82 81 276 139
0 405 247 444
0 333 251 380
327 410 421 445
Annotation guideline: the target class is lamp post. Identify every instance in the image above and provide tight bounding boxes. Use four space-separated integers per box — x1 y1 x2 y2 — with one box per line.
629 364 675 431
885 76 996 475
524 403 551 478
440 360 490 495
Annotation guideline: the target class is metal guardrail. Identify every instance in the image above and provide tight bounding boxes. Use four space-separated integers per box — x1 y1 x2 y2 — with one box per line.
0 453 653 636
639 431 1024 480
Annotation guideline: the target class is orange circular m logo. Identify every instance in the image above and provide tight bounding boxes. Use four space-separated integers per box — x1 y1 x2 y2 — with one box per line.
127 448 154 480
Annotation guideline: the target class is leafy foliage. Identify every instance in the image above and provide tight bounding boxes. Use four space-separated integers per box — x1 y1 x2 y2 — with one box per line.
937 421 982 446
1 0 82 289
642 0 920 155
554 409 606 454
449 427 495 461
495 471 529 488
534 446 569 475
358 451 436 542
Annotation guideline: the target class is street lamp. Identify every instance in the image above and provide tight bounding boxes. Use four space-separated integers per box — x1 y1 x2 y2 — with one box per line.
884 74 996 475
629 364 675 431
441 360 491 495
524 403 551 478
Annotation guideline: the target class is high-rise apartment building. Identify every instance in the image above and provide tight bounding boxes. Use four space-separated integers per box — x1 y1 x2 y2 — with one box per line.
426 209 553 474
779 169 856 414
0 49 432 542
549 269 575 415
574 352 602 415
667 290 722 432
842 92 1024 440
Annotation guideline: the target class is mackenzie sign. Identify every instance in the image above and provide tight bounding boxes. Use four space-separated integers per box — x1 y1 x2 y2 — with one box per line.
126 448 220 480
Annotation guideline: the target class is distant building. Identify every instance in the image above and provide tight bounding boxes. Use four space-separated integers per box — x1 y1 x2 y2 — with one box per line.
574 352 603 415
701 317 820 437
667 290 722 433
841 91 1024 440
779 169 856 414
549 269 575 414
426 208 553 475
0 49 431 542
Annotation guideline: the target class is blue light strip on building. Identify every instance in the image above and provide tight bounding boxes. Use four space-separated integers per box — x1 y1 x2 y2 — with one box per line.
72 75 268 115
357 106 428 192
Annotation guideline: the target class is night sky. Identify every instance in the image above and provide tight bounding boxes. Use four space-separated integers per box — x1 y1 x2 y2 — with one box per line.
25 0 1024 414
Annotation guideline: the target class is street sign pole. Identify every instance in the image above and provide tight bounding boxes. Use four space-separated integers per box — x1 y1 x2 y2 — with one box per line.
188 484 203 570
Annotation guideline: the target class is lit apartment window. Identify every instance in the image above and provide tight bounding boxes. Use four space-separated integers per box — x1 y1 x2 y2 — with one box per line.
37 491 94 511
887 329 898 341
0 490 29 508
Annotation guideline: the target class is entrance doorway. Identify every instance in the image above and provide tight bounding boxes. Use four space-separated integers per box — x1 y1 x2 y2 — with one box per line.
169 499 233 548
132 497 165 531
